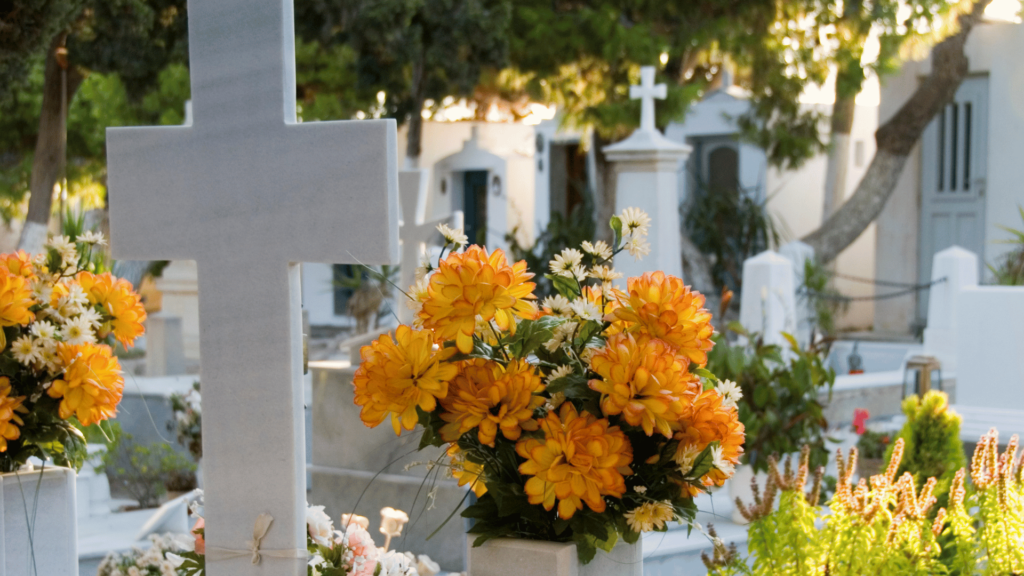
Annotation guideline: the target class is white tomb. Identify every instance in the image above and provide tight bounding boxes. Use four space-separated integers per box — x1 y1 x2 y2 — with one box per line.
605 66 691 281
738 250 797 346
397 169 463 325
105 0 399 574
779 240 815 346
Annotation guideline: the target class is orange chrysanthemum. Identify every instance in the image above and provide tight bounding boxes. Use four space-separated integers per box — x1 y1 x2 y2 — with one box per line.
439 358 545 446
448 444 487 496
353 325 458 435
47 343 124 426
76 272 147 347
417 246 537 353
674 389 745 489
588 333 700 437
0 267 34 327
583 285 618 316
607 272 715 367
517 403 633 519
0 251 35 279
0 377 28 452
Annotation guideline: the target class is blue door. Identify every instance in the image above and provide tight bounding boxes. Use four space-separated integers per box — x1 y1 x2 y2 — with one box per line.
463 170 488 246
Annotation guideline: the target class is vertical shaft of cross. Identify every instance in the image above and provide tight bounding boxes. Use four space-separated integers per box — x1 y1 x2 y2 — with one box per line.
630 66 666 133
195 256 306 574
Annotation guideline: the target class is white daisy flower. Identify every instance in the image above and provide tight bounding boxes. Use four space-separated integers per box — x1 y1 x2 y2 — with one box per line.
39 345 61 372
715 379 743 410
620 207 651 237
634 485 648 494
30 320 58 339
30 280 53 305
436 223 468 248
541 294 572 316
580 240 613 261
589 265 623 284
77 231 107 246
674 443 701 475
31 253 49 269
548 248 584 278
48 235 78 266
66 283 90 308
77 308 103 328
580 346 598 366
570 298 602 322
546 364 573 384
570 263 588 282
62 316 97 345
11 336 40 365
543 321 578 352
626 235 651 260
711 445 736 477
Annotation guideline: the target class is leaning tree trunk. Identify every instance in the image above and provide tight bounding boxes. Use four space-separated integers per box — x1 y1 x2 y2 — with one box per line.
803 0 992 264
19 33 82 252
404 58 425 170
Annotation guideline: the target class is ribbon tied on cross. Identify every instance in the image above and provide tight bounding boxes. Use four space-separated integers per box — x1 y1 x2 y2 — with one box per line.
205 513 307 565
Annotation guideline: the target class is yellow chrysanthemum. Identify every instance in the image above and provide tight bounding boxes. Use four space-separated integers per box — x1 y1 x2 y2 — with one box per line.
607 271 715 367
0 265 34 329
47 343 124 426
353 325 458 435
439 358 545 446
588 333 700 437
0 377 28 452
448 444 487 496
417 246 538 353
76 272 147 347
624 500 675 532
674 389 745 491
1 251 35 279
516 403 633 519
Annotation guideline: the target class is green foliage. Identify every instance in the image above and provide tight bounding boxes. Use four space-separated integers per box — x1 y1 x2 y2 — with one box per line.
705 327 834 473
683 179 779 295
295 39 373 122
856 429 894 460
506 199 596 299
99 425 197 508
987 206 1024 285
798 258 848 337
884 391 965 514
0 0 86 105
169 380 202 461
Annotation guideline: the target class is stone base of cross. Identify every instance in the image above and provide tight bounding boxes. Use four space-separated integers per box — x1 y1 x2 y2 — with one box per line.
105 0 400 574
396 169 464 325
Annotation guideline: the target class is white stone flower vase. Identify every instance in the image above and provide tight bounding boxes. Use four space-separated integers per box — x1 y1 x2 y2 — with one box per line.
467 536 642 576
1 466 79 576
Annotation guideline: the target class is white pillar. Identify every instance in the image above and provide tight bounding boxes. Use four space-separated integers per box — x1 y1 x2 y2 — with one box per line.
1 467 79 576
922 246 979 373
738 250 796 346
155 261 200 361
779 240 815 347
604 132 690 280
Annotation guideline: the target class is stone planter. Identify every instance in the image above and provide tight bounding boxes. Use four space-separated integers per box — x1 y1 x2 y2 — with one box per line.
467 536 642 576
1 466 79 576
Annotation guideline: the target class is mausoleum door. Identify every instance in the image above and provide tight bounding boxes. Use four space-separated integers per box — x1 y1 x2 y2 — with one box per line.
464 170 489 246
689 135 741 202
918 76 988 321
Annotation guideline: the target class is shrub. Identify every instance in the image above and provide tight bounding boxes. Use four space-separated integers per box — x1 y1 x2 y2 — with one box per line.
884 391 965 513
704 429 1024 576
100 426 197 508
705 326 835 472
170 381 202 461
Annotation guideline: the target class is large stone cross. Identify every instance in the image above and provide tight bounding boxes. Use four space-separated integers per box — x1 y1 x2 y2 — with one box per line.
396 170 463 324
630 66 666 133
105 0 399 574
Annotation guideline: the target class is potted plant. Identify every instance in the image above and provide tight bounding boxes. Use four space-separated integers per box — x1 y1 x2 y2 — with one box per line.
704 326 835 521
348 209 745 574
851 408 891 479
0 226 146 575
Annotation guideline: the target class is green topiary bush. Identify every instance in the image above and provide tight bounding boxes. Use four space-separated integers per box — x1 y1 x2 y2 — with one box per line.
883 391 966 513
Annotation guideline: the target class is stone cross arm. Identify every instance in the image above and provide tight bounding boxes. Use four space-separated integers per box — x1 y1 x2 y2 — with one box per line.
630 66 667 133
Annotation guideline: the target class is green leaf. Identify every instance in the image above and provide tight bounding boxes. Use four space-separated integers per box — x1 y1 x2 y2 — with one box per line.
610 215 623 249
507 316 561 358
545 372 588 395
545 273 581 299
687 443 717 480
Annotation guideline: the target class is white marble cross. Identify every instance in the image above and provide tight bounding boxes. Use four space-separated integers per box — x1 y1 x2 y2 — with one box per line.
105 0 399 573
396 170 463 325
630 66 667 133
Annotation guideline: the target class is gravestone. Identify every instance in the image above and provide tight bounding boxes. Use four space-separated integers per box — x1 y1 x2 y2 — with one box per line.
397 170 463 324
738 250 796 346
105 1 399 574
605 66 691 281
145 313 187 376
779 240 815 346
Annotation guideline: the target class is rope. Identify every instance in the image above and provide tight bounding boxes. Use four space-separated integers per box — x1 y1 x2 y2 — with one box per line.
204 513 307 564
799 276 946 302
830 272 937 288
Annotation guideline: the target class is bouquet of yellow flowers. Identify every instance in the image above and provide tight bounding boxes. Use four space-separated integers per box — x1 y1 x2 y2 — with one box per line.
0 230 145 473
352 209 744 562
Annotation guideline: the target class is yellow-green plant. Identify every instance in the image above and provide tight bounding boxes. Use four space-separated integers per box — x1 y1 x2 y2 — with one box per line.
706 430 1024 576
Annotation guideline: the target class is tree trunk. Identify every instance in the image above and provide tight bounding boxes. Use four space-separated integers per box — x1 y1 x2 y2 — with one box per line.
404 57 425 169
822 94 856 220
802 0 992 264
19 33 82 252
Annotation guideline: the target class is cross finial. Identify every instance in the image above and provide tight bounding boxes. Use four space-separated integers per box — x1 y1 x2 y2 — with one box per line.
630 66 667 133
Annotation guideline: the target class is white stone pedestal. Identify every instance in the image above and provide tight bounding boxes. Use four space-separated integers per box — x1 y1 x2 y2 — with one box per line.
738 250 796 346
1 467 79 576
467 537 642 576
